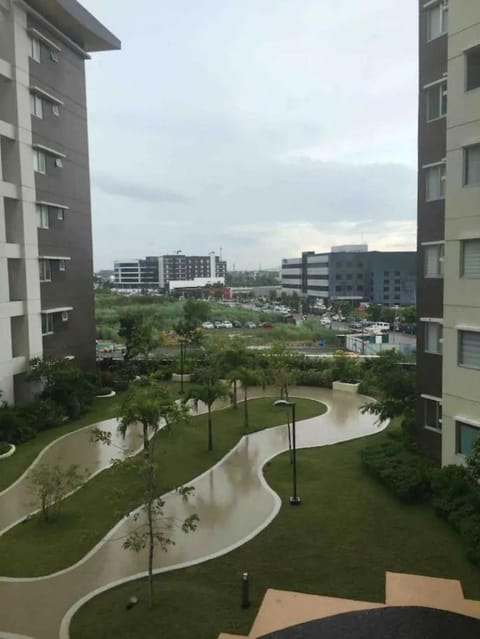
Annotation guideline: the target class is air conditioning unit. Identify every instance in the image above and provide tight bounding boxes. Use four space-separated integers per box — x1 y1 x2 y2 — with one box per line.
52 104 60 116
50 50 59 63
61 311 69 322
55 158 63 168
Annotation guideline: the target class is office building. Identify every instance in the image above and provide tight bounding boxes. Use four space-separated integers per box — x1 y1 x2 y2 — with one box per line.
113 252 227 291
416 1 480 465
0 0 120 403
281 247 416 305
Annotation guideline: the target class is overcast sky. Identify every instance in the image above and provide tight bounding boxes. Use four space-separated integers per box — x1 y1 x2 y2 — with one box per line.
81 0 418 271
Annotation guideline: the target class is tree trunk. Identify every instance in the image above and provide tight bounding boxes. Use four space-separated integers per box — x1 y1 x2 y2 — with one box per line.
207 405 213 451
244 386 248 430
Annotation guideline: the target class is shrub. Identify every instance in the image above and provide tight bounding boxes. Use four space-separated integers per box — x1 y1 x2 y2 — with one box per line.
19 399 65 432
0 441 11 455
112 378 130 391
361 439 430 502
430 465 475 522
0 404 36 444
293 368 333 388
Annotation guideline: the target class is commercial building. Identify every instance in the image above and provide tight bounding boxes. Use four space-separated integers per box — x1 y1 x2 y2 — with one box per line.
281 247 416 306
0 0 120 403
113 252 227 291
416 1 480 465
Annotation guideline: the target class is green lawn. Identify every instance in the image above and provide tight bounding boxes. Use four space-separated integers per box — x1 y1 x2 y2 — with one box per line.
0 397 325 577
0 393 127 493
70 421 480 639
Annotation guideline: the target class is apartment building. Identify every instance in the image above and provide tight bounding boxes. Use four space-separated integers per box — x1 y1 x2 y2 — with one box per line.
0 0 120 403
114 253 227 291
416 1 480 465
281 248 416 305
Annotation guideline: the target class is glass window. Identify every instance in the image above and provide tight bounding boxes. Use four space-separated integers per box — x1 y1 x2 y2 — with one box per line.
466 46 480 92
426 164 446 200
41 313 54 335
33 150 46 174
36 204 49 229
29 36 41 62
30 94 43 119
459 330 480 369
464 145 480 186
457 421 480 456
426 82 447 120
461 239 480 278
425 244 444 277
424 399 442 431
426 2 448 41
39 259 51 282
425 322 442 354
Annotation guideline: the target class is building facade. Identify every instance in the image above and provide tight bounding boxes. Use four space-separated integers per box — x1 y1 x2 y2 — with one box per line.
281 248 416 306
114 253 227 291
0 0 119 403
416 0 480 465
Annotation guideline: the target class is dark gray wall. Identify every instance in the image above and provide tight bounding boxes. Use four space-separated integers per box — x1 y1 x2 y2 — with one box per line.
29 14 95 369
415 0 447 462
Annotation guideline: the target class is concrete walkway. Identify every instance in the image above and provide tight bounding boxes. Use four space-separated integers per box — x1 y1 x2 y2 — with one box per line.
0 387 383 639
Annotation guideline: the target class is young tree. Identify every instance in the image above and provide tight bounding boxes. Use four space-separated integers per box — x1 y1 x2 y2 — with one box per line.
237 367 264 430
119 314 159 364
184 382 230 451
216 342 248 408
29 463 85 522
115 381 196 607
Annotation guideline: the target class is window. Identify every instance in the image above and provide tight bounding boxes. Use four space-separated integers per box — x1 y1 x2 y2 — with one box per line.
357 273 363 279
425 322 443 354
425 244 444 277
457 421 480 456
41 313 54 335
395 286 401 292
464 145 480 186
30 94 43 119
346 274 352 280
37 205 49 229
466 46 480 92
461 239 480 278
426 2 448 41
384 271 389 276
29 36 41 62
33 150 46 174
426 82 447 121
39 259 51 282
384 286 390 292
425 164 446 200
424 398 442 431
59 260 66 272
458 330 480 369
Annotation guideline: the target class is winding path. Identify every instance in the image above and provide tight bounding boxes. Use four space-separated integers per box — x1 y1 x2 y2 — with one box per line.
0 387 384 639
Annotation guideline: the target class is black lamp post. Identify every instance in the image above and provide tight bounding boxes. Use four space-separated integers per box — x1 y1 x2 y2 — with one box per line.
179 338 185 394
273 399 301 505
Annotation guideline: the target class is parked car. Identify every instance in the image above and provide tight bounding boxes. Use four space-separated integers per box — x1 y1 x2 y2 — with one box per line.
222 321 233 329
201 321 214 329
349 321 363 331
232 320 242 328
214 321 224 328
245 321 257 328
320 317 332 326
261 322 274 328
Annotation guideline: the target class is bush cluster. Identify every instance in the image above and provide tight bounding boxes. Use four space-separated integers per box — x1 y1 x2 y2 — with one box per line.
0 398 66 444
361 439 431 502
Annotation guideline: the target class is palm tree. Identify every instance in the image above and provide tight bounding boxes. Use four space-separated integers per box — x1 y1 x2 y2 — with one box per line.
236 367 263 430
184 382 230 451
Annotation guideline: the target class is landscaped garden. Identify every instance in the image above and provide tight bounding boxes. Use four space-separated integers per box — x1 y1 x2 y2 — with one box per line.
69 418 480 639
0 395 325 576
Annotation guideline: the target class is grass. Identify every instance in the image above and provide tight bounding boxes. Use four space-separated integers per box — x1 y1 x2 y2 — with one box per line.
0 393 127 493
0 396 325 577
70 420 480 639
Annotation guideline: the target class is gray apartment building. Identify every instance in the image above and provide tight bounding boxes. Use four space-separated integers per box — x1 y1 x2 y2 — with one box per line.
416 1 480 465
114 252 227 291
0 0 119 403
281 247 416 306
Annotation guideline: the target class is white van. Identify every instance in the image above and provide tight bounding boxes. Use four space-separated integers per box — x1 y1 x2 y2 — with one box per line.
368 322 390 333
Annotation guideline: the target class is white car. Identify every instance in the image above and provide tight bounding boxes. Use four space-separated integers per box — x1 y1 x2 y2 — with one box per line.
202 321 214 329
320 317 332 326
222 321 233 329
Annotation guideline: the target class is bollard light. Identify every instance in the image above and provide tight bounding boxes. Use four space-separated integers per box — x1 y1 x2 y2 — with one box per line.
241 572 250 609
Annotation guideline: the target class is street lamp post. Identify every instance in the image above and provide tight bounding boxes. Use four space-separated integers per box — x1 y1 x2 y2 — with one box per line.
273 400 301 505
